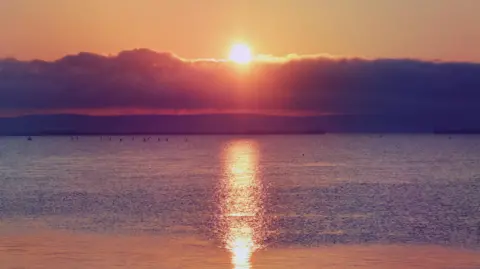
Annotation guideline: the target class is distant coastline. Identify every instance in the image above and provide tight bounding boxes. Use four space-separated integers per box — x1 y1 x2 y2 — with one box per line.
1 130 327 136
434 129 480 134
1 114 480 135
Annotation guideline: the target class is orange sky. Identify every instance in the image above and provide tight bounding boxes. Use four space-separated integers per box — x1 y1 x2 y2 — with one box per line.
1 0 480 62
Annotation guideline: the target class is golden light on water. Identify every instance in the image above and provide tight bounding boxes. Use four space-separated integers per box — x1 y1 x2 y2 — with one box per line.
220 140 265 269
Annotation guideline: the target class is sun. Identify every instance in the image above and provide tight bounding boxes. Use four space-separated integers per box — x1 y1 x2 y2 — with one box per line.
229 43 252 64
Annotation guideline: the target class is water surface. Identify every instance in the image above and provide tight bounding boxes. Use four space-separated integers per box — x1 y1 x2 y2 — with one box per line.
0 135 479 268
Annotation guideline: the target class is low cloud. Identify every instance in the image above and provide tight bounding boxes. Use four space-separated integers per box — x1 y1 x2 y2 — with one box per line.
1 49 480 117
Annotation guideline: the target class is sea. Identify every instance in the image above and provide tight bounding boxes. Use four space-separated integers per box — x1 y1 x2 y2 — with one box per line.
0 134 479 269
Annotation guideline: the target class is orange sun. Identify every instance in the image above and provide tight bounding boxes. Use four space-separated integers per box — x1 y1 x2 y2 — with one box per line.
229 43 252 64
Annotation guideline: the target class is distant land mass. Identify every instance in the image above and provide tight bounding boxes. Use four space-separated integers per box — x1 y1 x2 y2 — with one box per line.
1 113 480 135
433 129 480 134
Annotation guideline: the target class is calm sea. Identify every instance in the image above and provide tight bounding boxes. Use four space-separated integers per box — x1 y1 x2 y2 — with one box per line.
0 135 479 269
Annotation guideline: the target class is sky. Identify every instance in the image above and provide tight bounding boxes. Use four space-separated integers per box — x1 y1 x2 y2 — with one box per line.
1 0 480 124
1 0 480 62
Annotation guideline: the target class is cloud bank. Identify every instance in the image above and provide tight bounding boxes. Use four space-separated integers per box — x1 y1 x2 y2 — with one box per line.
1 49 480 117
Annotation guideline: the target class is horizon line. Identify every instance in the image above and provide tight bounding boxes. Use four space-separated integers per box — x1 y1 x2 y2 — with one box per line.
2 48 479 65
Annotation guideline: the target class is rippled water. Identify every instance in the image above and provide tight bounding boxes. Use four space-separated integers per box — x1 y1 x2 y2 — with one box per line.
0 135 479 269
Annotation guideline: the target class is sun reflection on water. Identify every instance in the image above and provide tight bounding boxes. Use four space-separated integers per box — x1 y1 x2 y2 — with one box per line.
220 140 265 269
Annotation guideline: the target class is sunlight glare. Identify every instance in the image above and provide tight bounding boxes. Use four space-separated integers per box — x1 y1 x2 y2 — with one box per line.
221 140 264 269
229 43 253 64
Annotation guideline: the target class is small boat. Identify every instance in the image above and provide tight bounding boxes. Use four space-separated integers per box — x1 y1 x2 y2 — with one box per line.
27 136 32 141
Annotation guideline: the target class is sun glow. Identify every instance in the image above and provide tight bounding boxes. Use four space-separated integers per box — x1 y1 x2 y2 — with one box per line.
229 43 252 64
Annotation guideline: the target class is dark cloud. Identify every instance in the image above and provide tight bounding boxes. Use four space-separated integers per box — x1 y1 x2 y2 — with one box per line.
1 49 480 117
